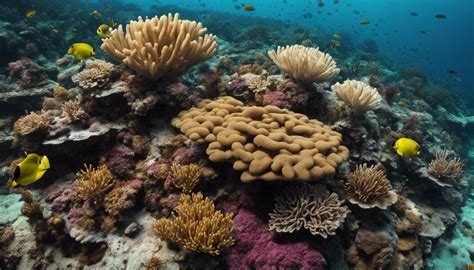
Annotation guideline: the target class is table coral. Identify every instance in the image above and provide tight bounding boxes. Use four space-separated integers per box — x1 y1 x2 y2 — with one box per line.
171 96 349 182
268 183 349 238
153 192 234 256
344 164 398 209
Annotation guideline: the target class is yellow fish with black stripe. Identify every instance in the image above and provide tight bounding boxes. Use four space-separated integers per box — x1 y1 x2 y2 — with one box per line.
10 154 50 187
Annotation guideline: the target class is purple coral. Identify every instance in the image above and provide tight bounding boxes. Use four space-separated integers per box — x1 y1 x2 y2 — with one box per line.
172 141 205 164
262 91 290 109
226 208 325 270
8 57 48 88
167 82 189 102
106 145 135 178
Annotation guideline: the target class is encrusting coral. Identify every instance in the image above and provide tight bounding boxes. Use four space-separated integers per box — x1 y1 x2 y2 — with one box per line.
75 164 114 204
268 184 349 238
268 45 340 84
331 79 382 114
153 192 234 256
170 163 201 193
171 96 349 182
13 111 50 137
101 13 217 80
427 150 465 187
344 164 398 209
71 60 115 90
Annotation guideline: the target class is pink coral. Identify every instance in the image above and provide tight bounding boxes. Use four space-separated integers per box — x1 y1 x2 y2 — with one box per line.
106 145 135 178
226 208 325 270
8 58 48 88
167 82 189 101
172 141 205 164
262 91 290 108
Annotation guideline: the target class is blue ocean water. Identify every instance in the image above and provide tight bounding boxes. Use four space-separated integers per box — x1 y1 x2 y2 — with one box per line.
124 0 473 96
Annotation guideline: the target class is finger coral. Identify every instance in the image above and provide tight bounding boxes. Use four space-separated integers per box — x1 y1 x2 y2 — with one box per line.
153 192 234 255
71 60 115 90
344 164 398 209
268 184 349 238
75 164 114 203
101 13 217 80
427 150 465 187
331 79 382 114
268 45 340 84
171 96 349 182
170 163 201 193
13 111 50 137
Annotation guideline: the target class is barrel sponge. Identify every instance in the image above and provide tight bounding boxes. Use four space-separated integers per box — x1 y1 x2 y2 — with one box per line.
268 45 340 84
101 13 217 80
172 96 349 182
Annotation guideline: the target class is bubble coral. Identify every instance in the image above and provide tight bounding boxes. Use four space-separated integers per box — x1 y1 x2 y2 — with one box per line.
75 164 114 204
153 192 234 256
172 96 349 182
268 184 349 238
268 45 340 84
170 163 201 193
344 164 398 209
331 79 382 114
101 13 217 80
71 60 115 90
427 150 465 187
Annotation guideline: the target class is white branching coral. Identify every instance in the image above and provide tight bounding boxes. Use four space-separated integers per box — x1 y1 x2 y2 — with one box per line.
331 79 382 114
268 45 340 84
72 60 115 90
101 13 217 80
268 184 349 238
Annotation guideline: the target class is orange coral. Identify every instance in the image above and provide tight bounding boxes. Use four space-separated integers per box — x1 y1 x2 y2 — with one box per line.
75 164 114 203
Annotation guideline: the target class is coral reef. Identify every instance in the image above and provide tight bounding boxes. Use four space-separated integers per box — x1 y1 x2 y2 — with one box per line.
101 13 217 79
427 150 465 187
153 192 234 255
72 60 115 91
170 163 201 193
75 164 114 204
344 164 398 209
268 184 349 238
172 96 349 182
331 79 382 114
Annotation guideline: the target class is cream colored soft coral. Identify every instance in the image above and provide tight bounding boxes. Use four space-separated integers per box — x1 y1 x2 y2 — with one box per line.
72 60 115 90
331 79 381 114
101 13 217 79
268 45 340 84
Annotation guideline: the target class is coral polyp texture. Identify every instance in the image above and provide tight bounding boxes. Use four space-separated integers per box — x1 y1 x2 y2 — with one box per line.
268 45 340 84
153 192 234 256
75 164 114 203
427 150 465 187
171 96 349 182
344 164 398 209
170 163 201 193
268 184 349 238
101 13 217 79
331 79 382 114
13 111 50 137
72 60 115 90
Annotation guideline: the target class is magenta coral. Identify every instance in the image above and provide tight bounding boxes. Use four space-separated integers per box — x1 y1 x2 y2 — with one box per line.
226 208 325 270
8 57 48 88
262 91 290 109
172 141 205 164
167 82 189 101
106 145 135 177
384 86 398 105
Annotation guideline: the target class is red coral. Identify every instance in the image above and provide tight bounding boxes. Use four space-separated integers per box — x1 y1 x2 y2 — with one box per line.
384 86 398 105
262 91 290 109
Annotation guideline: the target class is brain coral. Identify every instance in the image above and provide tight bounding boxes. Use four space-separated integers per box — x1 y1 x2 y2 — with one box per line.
171 96 349 182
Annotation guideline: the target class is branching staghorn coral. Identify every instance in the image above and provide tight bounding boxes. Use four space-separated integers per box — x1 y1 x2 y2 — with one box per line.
153 192 234 255
268 184 349 238
427 150 465 187
75 164 114 204
268 45 340 84
331 79 382 114
13 111 51 137
101 13 217 80
344 164 398 209
172 96 349 182
170 163 201 193
72 60 115 90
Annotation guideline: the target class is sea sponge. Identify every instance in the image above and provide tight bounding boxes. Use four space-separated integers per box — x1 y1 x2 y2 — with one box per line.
331 79 382 114
13 111 50 137
101 13 217 80
427 150 465 187
75 164 114 203
268 45 340 84
72 60 115 90
170 163 201 193
344 164 398 209
268 184 349 238
153 192 234 255
171 96 349 182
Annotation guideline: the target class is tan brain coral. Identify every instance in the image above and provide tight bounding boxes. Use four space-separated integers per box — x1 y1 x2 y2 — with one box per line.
171 96 349 182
